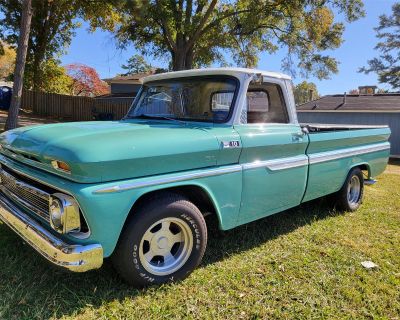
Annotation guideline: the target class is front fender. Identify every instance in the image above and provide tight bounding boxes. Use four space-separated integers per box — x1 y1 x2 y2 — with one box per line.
70 167 243 257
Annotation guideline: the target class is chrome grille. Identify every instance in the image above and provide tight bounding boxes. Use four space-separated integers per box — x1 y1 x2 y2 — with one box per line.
0 168 50 221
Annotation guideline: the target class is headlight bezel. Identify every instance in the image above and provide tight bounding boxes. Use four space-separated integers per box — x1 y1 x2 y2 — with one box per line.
49 193 81 234
49 197 64 231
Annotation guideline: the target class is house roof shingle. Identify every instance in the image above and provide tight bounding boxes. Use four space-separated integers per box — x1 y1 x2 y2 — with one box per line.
297 93 400 111
103 71 155 84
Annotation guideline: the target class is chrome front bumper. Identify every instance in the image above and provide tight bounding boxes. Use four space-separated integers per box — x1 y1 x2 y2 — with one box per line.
0 194 103 272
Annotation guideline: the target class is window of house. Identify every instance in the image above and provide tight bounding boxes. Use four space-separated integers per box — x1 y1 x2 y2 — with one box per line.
244 83 289 124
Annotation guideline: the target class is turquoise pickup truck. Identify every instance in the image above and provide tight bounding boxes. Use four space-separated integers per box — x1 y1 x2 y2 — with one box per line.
0 68 390 286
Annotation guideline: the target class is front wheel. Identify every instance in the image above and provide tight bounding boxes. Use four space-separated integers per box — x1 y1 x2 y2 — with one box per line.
335 167 364 211
112 193 207 287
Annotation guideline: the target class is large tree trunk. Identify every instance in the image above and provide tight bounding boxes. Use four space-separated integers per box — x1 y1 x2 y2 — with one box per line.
5 0 33 130
172 47 195 71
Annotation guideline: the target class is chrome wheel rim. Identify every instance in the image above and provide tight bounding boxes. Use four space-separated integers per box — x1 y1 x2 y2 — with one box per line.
347 175 361 204
139 217 193 276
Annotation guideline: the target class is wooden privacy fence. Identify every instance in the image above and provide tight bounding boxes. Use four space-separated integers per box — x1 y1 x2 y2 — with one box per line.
21 90 133 121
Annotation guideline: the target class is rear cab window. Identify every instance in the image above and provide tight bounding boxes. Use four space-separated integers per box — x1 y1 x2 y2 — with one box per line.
243 83 289 124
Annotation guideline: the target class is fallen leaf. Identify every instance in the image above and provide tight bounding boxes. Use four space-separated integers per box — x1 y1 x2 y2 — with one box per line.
361 261 378 269
18 299 26 305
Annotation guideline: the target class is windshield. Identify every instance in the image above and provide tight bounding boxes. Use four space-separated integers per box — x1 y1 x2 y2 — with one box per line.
126 76 238 123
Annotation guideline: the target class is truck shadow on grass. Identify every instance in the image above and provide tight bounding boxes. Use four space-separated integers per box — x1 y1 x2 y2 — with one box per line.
0 196 340 320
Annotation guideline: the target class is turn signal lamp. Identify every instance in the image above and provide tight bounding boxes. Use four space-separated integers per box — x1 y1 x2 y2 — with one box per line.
51 160 71 173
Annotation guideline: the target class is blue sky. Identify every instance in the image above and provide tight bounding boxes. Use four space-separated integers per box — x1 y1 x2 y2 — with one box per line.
60 0 397 96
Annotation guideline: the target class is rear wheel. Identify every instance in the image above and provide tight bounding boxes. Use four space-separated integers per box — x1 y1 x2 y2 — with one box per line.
112 193 207 287
335 167 364 211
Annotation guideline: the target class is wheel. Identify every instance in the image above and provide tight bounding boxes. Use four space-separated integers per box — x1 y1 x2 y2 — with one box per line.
335 167 364 211
112 193 207 287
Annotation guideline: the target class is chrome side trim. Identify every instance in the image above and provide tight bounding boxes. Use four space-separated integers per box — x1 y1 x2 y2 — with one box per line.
242 155 308 171
94 165 243 194
93 142 389 194
0 194 103 272
309 142 390 165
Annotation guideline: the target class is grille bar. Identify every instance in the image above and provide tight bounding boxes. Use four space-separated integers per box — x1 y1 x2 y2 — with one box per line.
0 168 50 221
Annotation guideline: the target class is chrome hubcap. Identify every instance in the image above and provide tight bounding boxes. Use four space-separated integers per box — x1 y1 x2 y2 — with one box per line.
347 175 361 204
139 217 193 276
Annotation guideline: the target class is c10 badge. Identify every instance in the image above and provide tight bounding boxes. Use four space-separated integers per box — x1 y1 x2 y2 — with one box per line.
221 140 241 149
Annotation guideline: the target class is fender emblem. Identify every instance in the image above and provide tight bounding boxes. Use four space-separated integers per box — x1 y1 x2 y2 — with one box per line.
221 140 240 149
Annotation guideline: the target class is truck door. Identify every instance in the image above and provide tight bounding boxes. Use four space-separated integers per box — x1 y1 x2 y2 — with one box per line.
234 80 309 225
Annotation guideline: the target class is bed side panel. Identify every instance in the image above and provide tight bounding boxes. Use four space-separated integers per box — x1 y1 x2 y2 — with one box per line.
303 128 390 202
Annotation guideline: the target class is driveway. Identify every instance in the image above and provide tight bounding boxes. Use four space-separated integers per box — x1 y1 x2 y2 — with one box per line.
0 110 59 132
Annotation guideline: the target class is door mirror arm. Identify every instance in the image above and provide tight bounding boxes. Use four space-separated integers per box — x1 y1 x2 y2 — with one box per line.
301 126 309 135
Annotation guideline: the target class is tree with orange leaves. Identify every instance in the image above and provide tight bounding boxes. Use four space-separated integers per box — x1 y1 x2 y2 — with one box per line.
65 63 109 97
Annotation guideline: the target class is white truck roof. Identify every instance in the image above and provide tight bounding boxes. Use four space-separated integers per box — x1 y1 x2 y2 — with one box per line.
143 67 292 83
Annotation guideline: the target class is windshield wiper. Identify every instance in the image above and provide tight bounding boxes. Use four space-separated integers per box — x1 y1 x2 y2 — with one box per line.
129 114 187 125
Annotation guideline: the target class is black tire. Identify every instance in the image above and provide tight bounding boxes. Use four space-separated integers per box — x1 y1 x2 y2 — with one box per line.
112 192 207 287
335 167 364 211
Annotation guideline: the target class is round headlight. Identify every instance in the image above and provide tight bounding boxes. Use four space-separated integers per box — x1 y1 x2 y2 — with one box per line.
50 198 64 232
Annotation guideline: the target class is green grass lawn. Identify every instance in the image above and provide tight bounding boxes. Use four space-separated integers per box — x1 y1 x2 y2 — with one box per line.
0 169 399 320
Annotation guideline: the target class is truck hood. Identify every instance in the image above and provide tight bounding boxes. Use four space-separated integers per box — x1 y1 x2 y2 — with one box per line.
0 121 220 183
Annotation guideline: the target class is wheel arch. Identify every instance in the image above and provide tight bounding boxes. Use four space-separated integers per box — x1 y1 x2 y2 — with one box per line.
335 162 369 193
329 162 370 198
350 162 371 179
123 183 222 234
